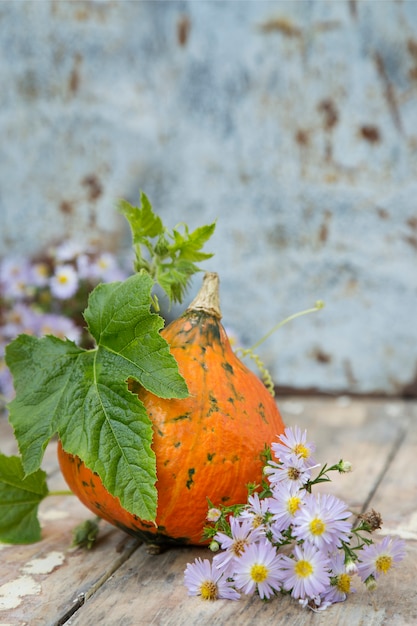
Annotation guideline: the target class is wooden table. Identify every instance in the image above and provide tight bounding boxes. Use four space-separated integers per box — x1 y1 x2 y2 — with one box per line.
1 396 416 625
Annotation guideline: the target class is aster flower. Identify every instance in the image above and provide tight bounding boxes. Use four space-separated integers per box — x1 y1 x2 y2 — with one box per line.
1 303 40 338
280 543 330 600
54 239 88 262
89 252 126 282
233 539 282 599
268 481 306 533
37 314 82 343
265 453 314 489
272 426 316 467
214 516 264 572
0 257 31 299
30 261 50 287
184 558 240 601
292 492 352 551
238 492 271 529
357 536 406 582
207 507 222 523
321 551 354 604
50 264 79 299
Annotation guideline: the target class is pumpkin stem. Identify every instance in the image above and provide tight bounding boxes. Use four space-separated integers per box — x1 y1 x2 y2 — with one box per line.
187 272 222 319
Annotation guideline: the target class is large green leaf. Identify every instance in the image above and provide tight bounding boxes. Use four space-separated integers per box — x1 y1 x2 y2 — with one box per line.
0 454 48 544
5 272 188 521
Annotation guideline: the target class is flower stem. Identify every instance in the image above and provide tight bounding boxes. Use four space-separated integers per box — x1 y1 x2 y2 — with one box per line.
48 490 74 497
250 301 325 352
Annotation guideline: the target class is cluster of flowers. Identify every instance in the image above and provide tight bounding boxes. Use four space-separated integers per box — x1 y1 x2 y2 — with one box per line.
0 240 129 404
184 426 405 611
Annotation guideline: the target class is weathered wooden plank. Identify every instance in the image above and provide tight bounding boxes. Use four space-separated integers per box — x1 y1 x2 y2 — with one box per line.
1 398 414 625
65 398 415 626
0 417 142 626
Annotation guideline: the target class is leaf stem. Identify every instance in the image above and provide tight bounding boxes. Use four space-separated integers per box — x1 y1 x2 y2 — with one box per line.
48 489 74 497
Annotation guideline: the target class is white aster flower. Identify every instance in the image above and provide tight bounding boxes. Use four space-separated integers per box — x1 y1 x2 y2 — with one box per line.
233 539 282 599
357 536 406 582
292 492 352 551
50 264 79 299
272 426 316 467
184 557 240 601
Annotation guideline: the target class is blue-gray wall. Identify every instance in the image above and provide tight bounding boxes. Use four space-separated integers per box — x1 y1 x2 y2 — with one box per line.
1 0 417 395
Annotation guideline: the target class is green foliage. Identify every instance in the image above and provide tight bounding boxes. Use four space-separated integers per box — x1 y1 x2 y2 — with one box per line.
119 192 216 305
5 272 188 524
0 454 48 544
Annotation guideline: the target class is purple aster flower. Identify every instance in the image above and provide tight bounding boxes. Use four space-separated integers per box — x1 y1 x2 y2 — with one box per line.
321 551 354 604
272 426 316 467
2 303 40 339
233 539 283 599
184 557 240 601
50 264 79 299
213 516 264 573
292 492 352 551
265 453 314 489
30 261 50 287
37 313 81 343
237 492 271 530
357 536 406 582
280 543 330 600
268 481 306 532
0 257 31 299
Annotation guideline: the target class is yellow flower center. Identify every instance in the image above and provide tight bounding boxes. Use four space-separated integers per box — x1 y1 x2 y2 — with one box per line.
309 517 326 536
287 496 301 516
252 514 263 528
294 443 309 458
375 555 393 574
58 274 69 285
232 538 248 557
200 580 218 600
295 559 313 578
336 573 351 594
250 564 269 583
287 467 301 481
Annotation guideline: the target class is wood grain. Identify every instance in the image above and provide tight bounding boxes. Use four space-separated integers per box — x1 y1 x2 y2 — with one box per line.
1 398 416 625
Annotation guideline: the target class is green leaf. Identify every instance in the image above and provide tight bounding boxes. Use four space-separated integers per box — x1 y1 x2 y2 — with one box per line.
119 193 164 242
0 454 48 544
118 192 216 304
6 272 188 522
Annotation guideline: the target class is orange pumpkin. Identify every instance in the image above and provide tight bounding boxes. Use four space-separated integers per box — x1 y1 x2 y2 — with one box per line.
58 272 285 545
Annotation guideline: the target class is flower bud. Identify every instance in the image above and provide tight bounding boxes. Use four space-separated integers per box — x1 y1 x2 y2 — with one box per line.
206 507 221 523
338 460 352 473
209 540 220 552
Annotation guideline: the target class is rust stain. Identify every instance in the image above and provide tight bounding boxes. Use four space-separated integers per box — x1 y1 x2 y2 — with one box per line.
376 207 389 219
348 0 358 20
311 348 332 364
374 51 403 134
59 200 75 215
81 174 103 202
295 129 310 147
68 53 82 95
177 15 191 46
408 40 417 81
402 234 417 251
359 125 381 143
317 99 339 130
259 17 302 37
406 216 417 230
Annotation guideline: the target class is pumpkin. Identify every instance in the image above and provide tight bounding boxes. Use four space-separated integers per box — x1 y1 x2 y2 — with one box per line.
57 272 285 545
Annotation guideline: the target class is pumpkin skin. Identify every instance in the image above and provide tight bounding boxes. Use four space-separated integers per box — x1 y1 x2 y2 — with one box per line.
57 273 285 545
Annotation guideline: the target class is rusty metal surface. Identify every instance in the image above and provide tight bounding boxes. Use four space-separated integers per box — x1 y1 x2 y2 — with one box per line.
1 0 417 395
